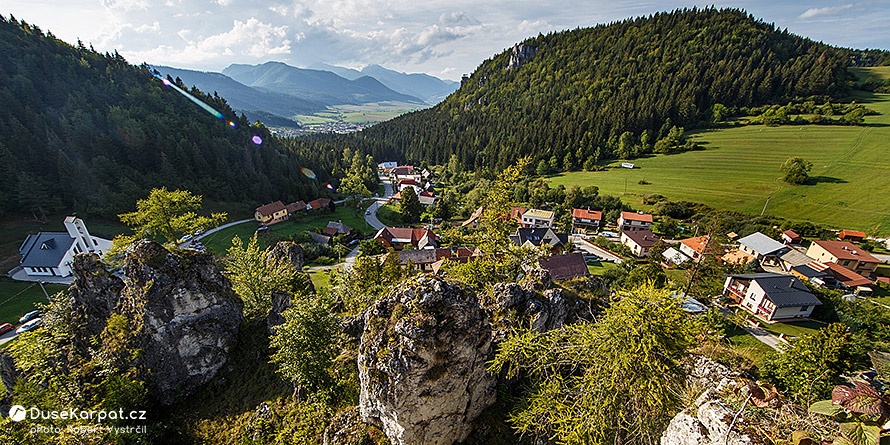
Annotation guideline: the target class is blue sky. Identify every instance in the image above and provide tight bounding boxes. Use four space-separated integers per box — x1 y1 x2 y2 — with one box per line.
5 0 889 80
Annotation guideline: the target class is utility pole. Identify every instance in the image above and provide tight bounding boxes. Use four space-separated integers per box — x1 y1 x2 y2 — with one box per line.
761 196 770 216
38 281 49 300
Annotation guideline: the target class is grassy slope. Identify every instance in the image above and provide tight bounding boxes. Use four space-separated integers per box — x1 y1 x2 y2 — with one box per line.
0 280 66 325
200 201 373 255
550 72 890 235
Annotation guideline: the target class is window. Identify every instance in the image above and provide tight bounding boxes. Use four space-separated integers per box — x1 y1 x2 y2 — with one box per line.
800 306 808 312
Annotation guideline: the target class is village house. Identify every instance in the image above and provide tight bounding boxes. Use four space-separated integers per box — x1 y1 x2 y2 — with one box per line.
781 230 802 244
662 247 690 268
620 229 660 257
806 240 880 277
417 191 441 208
678 235 710 262
255 201 288 224
306 198 333 212
618 211 652 232
510 228 568 253
374 227 438 251
395 247 476 272
838 230 866 242
537 253 590 281
821 262 874 292
18 216 113 278
322 220 354 238
377 161 397 170
520 209 555 228
737 232 787 265
509 207 528 224
722 273 822 322
571 208 603 233
285 201 307 216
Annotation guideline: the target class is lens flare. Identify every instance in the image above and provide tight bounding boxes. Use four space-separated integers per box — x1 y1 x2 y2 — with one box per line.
152 72 224 120
252 135 263 145
228 121 236 128
301 168 317 179
326 183 334 190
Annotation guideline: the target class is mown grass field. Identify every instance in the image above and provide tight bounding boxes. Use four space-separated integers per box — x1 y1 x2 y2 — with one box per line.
550 71 890 235
0 280 66 325
200 201 373 255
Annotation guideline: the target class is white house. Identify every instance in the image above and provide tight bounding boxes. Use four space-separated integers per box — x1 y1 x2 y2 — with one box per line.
19 216 113 278
737 232 787 265
520 209 555 228
378 161 397 170
722 273 822 322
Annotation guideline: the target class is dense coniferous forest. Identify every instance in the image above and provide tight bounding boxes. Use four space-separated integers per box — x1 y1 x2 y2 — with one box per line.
0 15 349 219
301 8 886 171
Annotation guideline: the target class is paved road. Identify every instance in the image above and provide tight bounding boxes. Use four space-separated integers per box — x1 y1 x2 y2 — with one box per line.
873 253 890 263
195 218 254 242
364 175 394 232
742 325 784 351
572 235 624 263
0 331 16 346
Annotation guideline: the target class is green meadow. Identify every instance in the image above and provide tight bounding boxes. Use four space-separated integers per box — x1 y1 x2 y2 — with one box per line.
550 72 890 235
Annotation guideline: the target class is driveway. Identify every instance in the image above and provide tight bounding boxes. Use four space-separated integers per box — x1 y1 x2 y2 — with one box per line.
195 218 254 242
741 325 784 351
572 235 624 263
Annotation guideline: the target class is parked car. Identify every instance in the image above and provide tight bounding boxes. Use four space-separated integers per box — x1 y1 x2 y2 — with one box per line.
19 310 40 324
178 234 193 243
16 318 41 334
0 323 13 335
255 226 269 233
193 229 204 236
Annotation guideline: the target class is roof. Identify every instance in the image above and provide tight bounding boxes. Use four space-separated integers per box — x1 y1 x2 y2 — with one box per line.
811 240 880 263
418 195 439 206
307 198 332 210
782 229 801 239
285 201 306 213
779 249 815 268
839 230 866 239
746 274 823 308
462 206 485 227
663 247 690 265
19 232 75 268
538 253 590 281
390 166 414 176
572 208 602 220
621 229 659 248
509 207 528 221
375 227 438 246
324 221 353 236
620 211 653 223
398 179 420 186
791 264 829 279
256 201 286 216
510 228 568 249
523 209 554 220
397 249 438 265
824 262 873 287
738 232 786 256
679 236 710 254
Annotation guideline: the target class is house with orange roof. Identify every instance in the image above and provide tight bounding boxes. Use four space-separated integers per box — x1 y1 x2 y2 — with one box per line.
678 235 711 261
618 211 652 232
838 230 866 242
571 208 603 233
255 201 287 224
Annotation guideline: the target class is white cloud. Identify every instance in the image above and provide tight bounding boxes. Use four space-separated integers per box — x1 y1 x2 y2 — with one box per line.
798 4 853 19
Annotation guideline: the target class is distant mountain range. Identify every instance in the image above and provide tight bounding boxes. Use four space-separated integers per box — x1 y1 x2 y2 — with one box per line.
308 62 459 104
153 62 458 127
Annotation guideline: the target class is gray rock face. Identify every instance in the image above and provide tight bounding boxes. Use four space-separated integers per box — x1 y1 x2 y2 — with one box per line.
485 281 582 343
507 43 536 70
119 241 244 405
0 353 20 396
266 290 292 331
267 241 305 270
358 277 496 445
65 241 243 405
661 357 768 445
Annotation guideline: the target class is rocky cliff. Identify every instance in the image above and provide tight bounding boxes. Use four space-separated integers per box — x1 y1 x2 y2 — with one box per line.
69 241 243 405
358 277 497 445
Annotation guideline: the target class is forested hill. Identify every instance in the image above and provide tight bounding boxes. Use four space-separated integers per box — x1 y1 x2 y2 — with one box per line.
332 8 883 171
0 15 346 219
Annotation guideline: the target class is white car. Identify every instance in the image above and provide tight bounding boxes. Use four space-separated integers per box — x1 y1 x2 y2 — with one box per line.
16 318 42 334
178 234 193 243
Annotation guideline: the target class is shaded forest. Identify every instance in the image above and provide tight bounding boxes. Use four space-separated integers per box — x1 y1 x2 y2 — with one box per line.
0 15 351 219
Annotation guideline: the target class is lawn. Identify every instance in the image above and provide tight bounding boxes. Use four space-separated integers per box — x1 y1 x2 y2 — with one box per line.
376 204 405 228
725 325 778 365
761 320 825 339
0 280 67 325
586 261 618 276
549 77 890 235
200 201 373 255
307 269 334 291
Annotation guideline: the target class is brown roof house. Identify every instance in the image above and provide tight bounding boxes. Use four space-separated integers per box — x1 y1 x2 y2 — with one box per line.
572 208 603 233
620 229 660 257
806 240 879 277
838 230 866 242
538 253 590 281
285 201 307 215
255 201 287 224
323 220 354 237
306 198 332 212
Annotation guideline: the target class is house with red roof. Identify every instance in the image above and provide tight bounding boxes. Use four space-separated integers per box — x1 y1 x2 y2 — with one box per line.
571 208 603 233
806 240 880 277
373 227 438 251
781 230 801 244
306 198 333 212
838 230 866 242
678 235 711 261
255 201 287 224
618 211 653 232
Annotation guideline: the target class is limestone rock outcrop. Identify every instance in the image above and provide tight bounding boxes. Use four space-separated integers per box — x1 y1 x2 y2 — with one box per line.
358 277 496 445
67 241 243 405
507 43 536 69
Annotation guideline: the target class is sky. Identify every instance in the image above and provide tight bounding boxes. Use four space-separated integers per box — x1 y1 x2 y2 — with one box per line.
5 0 890 80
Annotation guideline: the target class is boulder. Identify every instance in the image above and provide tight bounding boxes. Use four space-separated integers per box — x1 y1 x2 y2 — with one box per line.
266 290 292 331
485 282 577 343
507 43 536 70
67 253 125 354
358 277 496 445
120 240 244 405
